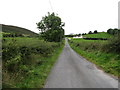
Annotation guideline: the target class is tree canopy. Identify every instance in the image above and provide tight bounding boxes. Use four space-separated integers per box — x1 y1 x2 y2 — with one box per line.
107 28 120 35
37 12 65 42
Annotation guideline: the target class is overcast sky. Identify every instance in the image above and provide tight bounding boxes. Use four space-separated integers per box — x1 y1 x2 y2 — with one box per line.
0 0 119 35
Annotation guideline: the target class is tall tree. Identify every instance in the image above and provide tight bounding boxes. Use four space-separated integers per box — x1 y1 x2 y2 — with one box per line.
37 12 65 42
88 31 93 34
94 30 98 33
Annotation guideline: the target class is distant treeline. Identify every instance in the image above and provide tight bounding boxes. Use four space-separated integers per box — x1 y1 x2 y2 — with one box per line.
65 29 120 38
107 28 120 35
65 30 98 37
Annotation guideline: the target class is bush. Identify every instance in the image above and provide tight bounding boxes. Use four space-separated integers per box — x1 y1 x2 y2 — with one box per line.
3 38 60 71
105 34 120 53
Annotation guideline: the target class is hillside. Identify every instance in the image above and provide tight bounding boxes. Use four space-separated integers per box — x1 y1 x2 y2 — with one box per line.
2 24 38 36
83 32 113 38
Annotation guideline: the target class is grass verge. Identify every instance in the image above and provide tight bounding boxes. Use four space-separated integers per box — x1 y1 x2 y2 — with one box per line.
69 39 120 77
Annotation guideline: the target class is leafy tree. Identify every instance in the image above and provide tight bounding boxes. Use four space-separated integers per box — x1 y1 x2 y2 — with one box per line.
107 28 120 35
107 28 114 35
94 30 98 33
82 33 85 35
78 33 81 36
88 31 93 34
37 12 65 42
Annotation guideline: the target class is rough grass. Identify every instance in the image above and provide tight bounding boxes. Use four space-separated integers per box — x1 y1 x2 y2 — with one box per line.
69 38 120 77
15 44 64 88
2 37 64 88
83 32 113 38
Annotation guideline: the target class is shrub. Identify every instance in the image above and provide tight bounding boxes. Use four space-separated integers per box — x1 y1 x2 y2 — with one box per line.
105 34 120 53
2 38 60 71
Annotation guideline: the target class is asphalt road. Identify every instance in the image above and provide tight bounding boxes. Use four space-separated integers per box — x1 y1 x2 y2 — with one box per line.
44 38 118 88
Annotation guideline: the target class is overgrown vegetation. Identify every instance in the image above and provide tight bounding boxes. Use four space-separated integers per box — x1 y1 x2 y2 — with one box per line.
69 34 120 77
104 34 120 53
2 37 64 88
2 12 65 88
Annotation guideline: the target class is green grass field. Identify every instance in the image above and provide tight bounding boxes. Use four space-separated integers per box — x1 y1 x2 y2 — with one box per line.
2 37 64 88
69 38 120 77
83 32 113 38
2 24 38 37
71 38 107 43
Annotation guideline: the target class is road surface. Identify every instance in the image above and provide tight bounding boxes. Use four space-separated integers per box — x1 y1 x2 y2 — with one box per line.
44 38 118 88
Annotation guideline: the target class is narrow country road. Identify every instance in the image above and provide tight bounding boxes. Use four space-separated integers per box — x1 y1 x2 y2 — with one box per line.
44 38 118 88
